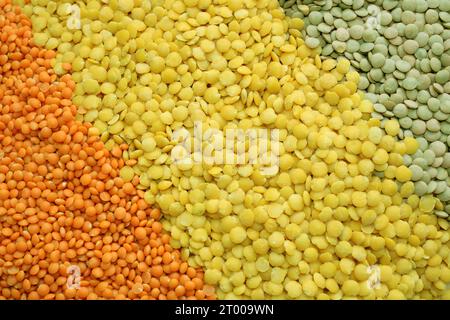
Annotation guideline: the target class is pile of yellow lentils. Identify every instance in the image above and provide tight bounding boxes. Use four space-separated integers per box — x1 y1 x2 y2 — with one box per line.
8 0 450 299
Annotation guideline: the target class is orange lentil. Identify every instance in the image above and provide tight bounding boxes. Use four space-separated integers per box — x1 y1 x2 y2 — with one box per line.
134 227 147 241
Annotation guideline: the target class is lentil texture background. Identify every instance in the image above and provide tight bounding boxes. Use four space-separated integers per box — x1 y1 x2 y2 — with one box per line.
15 0 450 300
7 0 450 300
280 0 450 220
0 0 214 300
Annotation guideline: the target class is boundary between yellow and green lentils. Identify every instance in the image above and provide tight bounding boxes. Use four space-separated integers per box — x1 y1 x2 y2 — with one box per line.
280 0 450 220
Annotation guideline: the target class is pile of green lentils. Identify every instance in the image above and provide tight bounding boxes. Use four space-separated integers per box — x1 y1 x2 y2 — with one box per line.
281 0 450 219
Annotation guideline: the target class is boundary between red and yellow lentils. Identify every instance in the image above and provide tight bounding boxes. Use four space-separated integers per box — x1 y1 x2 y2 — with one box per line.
0 0 215 300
